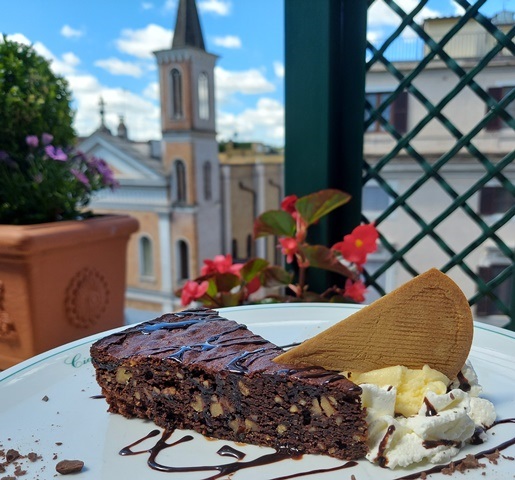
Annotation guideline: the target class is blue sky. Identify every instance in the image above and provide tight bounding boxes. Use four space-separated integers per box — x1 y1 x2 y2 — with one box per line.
0 0 510 146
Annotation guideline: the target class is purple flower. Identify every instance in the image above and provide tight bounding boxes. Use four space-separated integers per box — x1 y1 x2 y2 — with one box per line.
41 133 54 146
0 150 9 161
26 135 39 148
87 156 118 189
45 145 68 161
71 169 90 188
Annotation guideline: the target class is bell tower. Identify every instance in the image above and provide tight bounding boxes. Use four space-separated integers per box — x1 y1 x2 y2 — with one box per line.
155 0 222 281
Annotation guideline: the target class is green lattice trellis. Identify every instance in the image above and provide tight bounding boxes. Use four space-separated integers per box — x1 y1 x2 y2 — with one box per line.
363 0 515 325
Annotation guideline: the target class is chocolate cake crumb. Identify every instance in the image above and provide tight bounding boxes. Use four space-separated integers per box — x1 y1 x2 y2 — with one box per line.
27 453 39 462
13 465 26 476
55 460 84 475
456 454 485 472
41 396 49 402
485 449 500 465
1 475 16 480
5 450 19 464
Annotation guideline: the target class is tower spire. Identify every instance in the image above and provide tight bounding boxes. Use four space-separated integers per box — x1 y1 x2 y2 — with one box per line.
172 0 205 50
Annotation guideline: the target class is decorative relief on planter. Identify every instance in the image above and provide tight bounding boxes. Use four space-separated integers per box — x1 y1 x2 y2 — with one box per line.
65 268 110 329
0 281 18 342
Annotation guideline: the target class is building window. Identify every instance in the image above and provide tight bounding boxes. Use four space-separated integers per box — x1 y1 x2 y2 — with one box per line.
476 264 513 316
198 72 210 120
479 186 514 215
170 68 183 118
174 160 187 203
203 161 212 201
177 240 189 281
365 91 408 134
486 86 515 130
139 235 154 279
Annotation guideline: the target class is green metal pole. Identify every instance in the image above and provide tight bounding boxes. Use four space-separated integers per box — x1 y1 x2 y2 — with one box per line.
507 259 515 330
285 0 368 291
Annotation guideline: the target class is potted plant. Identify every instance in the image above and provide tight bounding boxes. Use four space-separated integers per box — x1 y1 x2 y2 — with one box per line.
177 189 378 308
0 133 138 369
0 38 139 368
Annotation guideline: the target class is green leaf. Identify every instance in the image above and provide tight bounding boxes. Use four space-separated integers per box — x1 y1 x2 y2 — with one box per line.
215 273 242 293
299 244 356 279
261 265 293 287
253 210 296 239
206 278 219 297
219 291 244 307
240 258 269 282
295 189 351 226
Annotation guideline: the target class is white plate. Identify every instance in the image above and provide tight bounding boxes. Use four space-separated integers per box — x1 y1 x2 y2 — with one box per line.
1 303 514 479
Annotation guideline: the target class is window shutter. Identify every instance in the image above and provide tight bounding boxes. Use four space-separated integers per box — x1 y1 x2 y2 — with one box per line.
485 87 503 131
392 91 408 134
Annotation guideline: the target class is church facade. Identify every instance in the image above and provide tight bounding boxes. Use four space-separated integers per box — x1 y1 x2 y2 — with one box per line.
79 0 283 319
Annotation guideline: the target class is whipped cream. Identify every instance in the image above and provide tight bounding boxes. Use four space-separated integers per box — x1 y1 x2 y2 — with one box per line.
360 362 496 469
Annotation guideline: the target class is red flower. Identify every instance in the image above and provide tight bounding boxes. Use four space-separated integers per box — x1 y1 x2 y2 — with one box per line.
281 194 298 215
181 280 209 306
332 223 378 265
279 237 299 264
344 278 367 303
201 254 234 276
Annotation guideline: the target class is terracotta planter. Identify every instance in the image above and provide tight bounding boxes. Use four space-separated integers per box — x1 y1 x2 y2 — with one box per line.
0 215 139 369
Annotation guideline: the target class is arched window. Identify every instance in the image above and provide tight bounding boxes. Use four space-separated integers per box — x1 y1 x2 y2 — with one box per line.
170 68 183 118
174 160 187 203
198 72 209 120
177 240 189 281
139 235 154 279
231 239 238 259
203 161 212 201
246 234 253 258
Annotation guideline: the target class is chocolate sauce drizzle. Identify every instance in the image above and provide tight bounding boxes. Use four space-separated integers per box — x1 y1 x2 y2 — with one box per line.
456 371 472 392
118 419 515 479
119 429 357 480
423 397 438 417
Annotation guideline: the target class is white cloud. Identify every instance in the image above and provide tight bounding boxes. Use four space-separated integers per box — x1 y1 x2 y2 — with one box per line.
215 66 275 104
217 97 284 145
95 57 144 77
116 24 172 59
60 25 84 39
62 52 81 68
163 0 176 10
368 0 441 28
273 61 284 79
18 39 81 76
142 2 154 10
213 35 241 49
452 1 466 16
69 73 161 141
4 33 31 45
143 82 160 100
198 0 231 16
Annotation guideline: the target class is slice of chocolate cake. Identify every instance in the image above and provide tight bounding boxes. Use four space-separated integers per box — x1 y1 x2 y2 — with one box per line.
90 308 367 460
